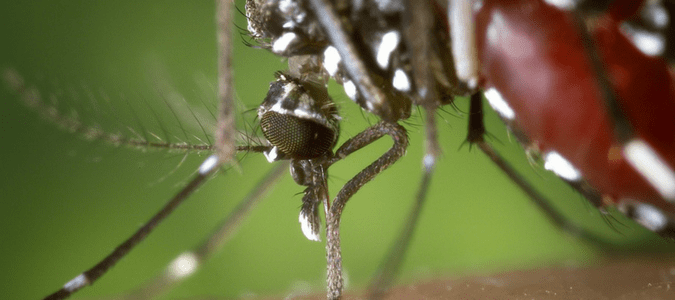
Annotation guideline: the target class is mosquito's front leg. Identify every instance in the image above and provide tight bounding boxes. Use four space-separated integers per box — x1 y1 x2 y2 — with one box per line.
323 121 408 299
41 2 241 298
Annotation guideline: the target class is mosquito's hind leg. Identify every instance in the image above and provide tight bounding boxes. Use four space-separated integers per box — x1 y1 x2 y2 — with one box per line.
467 92 632 250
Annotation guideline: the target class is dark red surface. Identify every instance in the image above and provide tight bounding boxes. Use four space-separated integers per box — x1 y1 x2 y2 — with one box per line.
474 0 675 213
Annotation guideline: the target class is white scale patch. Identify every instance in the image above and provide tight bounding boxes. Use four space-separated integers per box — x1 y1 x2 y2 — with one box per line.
264 146 280 162
168 252 199 279
282 80 297 98
199 154 219 175
343 80 357 100
299 212 321 241
264 81 300 116
282 21 294 29
620 23 665 57
278 0 293 14
293 108 311 118
624 139 675 201
543 0 580 10
63 274 89 292
247 21 258 37
376 31 400 69
484 87 515 120
423 154 436 172
632 202 668 232
365 101 375 112
323 46 341 77
270 99 285 114
544 151 582 182
268 83 297 114
272 32 297 54
392 69 411 92
645 3 670 29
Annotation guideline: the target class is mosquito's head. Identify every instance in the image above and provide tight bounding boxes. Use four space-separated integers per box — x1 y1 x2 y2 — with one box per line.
258 72 339 162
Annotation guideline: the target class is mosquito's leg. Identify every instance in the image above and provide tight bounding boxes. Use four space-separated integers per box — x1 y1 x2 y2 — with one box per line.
365 111 437 300
365 1 443 296
2 69 214 152
469 92 583 232
43 154 221 300
114 161 288 299
324 121 408 299
42 2 247 298
42 147 270 300
215 0 235 165
616 199 675 240
467 92 630 249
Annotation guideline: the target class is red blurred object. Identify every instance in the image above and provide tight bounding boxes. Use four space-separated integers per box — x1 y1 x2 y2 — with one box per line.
474 0 675 214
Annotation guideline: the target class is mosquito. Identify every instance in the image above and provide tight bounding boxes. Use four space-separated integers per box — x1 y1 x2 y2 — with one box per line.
2 0 674 299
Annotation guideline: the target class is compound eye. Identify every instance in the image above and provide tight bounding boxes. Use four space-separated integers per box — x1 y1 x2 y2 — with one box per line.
260 111 336 160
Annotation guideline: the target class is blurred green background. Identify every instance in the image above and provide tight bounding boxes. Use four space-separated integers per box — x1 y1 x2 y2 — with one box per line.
1 1 672 299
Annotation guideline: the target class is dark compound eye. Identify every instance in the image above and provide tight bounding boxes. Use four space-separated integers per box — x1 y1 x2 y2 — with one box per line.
258 72 339 161
260 111 336 160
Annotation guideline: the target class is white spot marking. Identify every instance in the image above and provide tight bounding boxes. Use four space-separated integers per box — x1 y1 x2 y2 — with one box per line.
544 151 582 181
64 274 89 292
484 88 515 120
376 31 400 69
472 0 484 11
247 21 258 37
344 80 357 100
278 0 293 14
423 154 435 172
392 69 411 92
633 202 668 232
299 212 321 241
264 146 280 163
621 24 665 57
450 0 479 85
272 32 297 54
323 46 341 77
282 21 294 29
624 139 675 201
544 0 579 10
199 155 219 175
168 252 199 279
293 108 311 118
270 98 286 114
366 101 375 112
282 81 296 98
644 3 670 29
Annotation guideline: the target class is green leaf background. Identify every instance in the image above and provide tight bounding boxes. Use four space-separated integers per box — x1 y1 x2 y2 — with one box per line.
0 1 670 299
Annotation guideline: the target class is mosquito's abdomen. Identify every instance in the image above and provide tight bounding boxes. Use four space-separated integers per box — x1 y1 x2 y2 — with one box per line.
475 0 675 213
